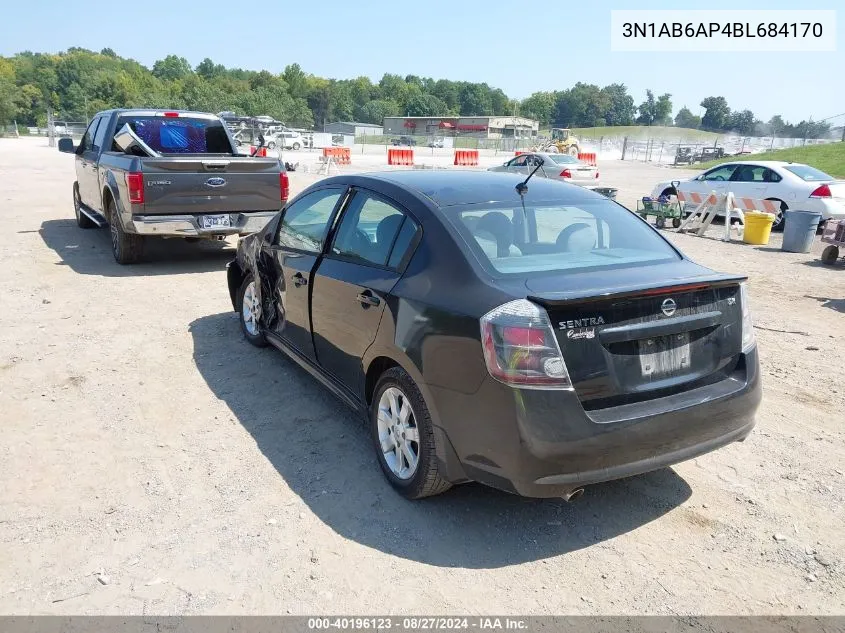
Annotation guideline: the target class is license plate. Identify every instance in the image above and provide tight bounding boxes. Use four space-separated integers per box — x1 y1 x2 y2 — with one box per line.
200 214 230 229
639 333 691 377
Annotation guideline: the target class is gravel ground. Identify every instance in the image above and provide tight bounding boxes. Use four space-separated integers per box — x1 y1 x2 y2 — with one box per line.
0 137 842 615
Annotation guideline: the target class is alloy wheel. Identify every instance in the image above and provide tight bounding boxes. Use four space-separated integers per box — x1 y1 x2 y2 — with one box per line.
242 280 261 336
376 387 420 480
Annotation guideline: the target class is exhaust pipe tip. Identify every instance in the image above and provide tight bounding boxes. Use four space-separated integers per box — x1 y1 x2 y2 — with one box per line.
563 488 584 502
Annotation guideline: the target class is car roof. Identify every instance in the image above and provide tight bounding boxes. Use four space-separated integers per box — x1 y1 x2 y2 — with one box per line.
713 160 804 168
361 170 603 207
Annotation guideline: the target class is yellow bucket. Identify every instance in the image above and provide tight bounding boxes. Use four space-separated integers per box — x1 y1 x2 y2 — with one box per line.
743 211 775 245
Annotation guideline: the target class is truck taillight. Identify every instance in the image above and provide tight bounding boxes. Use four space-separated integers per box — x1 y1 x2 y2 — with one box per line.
480 299 572 390
809 184 832 198
559 169 572 178
126 172 144 204
280 172 289 202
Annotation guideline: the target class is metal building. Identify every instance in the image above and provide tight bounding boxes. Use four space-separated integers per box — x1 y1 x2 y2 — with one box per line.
323 121 384 136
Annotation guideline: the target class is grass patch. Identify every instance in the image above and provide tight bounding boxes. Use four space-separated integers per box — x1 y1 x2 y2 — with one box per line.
695 142 845 178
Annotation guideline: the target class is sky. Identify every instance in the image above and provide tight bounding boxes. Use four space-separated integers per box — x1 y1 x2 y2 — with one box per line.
1 0 842 125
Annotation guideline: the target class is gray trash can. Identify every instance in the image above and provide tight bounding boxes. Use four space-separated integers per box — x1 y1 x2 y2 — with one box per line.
781 210 822 253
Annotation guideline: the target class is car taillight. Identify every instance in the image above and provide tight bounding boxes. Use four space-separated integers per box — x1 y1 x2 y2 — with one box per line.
126 172 144 204
809 184 832 198
480 299 572 390
280 172 289 202
559 169 572 178
739 282 756 354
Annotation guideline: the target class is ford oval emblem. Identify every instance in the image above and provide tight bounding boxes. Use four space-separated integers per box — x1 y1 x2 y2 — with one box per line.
206 177 226 187
661 298 677 317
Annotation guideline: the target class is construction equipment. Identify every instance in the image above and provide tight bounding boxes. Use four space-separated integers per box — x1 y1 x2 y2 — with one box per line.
536 128 580 155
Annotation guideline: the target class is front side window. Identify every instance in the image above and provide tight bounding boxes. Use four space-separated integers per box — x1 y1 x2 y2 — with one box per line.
276 188 344 253
78 118 100 153
507 155 528 168
701 165 737 181
331 192 410 267
446 200 680 275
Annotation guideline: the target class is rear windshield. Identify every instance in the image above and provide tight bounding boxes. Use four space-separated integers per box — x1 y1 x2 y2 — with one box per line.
783 165 833 182
548 155 580 165
445 200 680 275
115 116 233 154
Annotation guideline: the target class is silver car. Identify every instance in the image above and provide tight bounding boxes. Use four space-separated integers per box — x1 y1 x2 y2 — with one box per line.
489 152 617 199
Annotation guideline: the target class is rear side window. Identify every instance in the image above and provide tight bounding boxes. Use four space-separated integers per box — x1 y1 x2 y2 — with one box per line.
446 200 679 275
331 193 409 268
784 165 833 182
115 116 233 154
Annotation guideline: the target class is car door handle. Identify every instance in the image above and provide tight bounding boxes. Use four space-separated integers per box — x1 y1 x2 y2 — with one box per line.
292 272 307 288
356 291 380 307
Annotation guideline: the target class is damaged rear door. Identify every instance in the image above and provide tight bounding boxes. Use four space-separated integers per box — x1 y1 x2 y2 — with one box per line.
261 187 347 361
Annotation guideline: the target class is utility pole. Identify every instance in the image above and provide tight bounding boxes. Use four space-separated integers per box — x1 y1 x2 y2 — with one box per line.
47 107 55 148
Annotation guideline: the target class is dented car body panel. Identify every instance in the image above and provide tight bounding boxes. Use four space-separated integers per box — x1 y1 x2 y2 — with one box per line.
226 171 761 498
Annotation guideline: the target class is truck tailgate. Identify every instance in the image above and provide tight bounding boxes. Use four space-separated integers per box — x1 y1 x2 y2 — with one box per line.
139 157 282 215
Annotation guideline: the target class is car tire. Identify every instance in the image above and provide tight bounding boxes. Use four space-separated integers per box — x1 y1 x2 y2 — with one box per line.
73 183 96 229
820 245 839 265
237 275 268 347
266 141 276 150
292 142 301 150
370 367 452 500
767 199 787 231
106 197 143 264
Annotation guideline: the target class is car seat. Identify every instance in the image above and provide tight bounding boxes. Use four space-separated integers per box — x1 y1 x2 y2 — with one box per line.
475 212 521 257
373 214 404 264
556 223 598 253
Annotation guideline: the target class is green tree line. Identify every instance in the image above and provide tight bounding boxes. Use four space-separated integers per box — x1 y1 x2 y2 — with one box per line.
0 48 831 139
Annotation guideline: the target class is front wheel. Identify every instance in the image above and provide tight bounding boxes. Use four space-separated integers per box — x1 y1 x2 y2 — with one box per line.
370 367 452 500
107 198 143 264
238 275 267 347
568 145 579 156
266 141 276 150
73 183 96 229
292 142 301 150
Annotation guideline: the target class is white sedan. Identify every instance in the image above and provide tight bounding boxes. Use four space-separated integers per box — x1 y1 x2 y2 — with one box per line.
490 152 599 185
651 161 845 230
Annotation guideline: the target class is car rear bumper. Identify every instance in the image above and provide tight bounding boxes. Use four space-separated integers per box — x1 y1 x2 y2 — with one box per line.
430 348 761 498
128 211 277 237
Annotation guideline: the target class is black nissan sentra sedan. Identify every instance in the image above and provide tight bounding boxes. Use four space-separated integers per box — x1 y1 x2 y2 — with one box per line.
225 170 761 500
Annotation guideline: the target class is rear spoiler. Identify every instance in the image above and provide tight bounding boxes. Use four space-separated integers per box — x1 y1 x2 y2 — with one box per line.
113 123 160 158
528 273 747 306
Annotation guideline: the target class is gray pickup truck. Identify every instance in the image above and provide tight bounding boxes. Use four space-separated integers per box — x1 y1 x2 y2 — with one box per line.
58 109 287 264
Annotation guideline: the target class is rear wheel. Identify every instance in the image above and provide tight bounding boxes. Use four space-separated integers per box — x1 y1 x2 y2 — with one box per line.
821 245 840 265
767 199 787 231
106 198 143 264
238 276 267 347
73 183 96 229
370 367 451 500
672 218 682 229
266 141 276 150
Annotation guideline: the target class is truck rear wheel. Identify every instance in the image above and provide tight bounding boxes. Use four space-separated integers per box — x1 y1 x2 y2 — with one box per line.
106 198 143 265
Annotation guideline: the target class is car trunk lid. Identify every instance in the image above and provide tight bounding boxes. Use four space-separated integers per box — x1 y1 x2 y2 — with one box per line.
527 272 746 410
139 157 283 215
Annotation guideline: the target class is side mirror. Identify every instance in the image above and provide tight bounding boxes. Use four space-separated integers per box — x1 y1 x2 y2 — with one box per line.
58 138 76 153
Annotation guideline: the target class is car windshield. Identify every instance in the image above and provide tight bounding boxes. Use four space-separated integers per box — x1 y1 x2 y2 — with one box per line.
115 116 233 154
548 155 580 165
783 165 833 182
445 199 680 275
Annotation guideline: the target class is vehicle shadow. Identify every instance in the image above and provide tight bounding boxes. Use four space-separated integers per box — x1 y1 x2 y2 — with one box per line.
805 295 845 314
38 219 235 277
190 312 693 569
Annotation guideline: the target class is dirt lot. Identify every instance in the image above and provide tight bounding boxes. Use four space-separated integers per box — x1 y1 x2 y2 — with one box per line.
1 137 843 615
